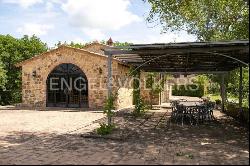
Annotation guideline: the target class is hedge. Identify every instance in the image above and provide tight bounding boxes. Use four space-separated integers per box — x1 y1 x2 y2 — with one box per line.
172 84 204 97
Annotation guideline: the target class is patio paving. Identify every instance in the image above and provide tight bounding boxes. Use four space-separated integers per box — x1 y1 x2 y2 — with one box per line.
0 106 105 136
0 106 249 165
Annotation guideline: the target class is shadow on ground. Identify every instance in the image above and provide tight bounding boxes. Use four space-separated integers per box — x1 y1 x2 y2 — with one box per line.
0 110 249 165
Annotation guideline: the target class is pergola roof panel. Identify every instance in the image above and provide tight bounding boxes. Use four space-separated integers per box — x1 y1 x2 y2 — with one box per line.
106 40 249 73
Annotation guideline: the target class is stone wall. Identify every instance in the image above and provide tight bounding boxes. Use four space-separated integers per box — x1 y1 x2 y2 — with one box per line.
140 72 159 105
161 83 171 103
19 45 133 109
140 72 171 105
115 64 133 109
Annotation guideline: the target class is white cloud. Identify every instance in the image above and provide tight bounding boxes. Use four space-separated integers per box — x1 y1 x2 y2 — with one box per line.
130 31 197 44
17 23 54 36
71 37 87 44
45 2 54 11
82 28 106 40
61 0 141 31
1 0 43 8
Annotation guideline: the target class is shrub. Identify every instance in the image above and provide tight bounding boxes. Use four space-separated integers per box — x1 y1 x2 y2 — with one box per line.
133 96 149 117
172 84 204 97
215 99 221 105
225 102 249 124
96 123 115 135
104 95 116 120
215 99 222 109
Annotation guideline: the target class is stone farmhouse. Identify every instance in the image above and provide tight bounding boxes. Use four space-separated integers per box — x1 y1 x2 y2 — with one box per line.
16 39 173 109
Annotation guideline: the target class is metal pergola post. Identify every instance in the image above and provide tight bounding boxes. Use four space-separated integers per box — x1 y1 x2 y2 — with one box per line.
107 52 112 125
239 66 243 119
220 74 226 112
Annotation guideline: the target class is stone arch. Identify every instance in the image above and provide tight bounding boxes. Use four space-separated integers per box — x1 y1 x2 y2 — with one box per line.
40 54 92 107
46 63 88 108
44 57 91 82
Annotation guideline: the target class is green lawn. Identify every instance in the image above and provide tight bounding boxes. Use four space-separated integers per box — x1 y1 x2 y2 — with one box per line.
205 94 249 108
205 94 238 102
205 94 221 102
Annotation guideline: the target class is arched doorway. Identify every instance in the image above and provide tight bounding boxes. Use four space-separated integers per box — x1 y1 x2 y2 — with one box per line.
46 63 88 108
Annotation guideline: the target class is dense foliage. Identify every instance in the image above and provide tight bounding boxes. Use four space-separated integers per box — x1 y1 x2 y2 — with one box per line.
0 35 47 105
145 0 249 41
0 61 7 90
228 68 249 106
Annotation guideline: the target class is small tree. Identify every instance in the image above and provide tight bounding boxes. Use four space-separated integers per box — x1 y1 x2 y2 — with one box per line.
128 67 149 117
104 94 116 126
96 93 117 135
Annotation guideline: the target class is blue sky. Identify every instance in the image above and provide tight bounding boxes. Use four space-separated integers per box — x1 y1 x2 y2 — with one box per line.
0 0 197 47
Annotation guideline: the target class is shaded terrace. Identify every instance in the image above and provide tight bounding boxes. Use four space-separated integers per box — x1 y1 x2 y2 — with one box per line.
105 40 249 112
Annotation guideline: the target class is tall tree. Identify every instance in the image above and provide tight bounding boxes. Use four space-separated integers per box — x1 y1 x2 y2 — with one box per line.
145 0 249 41
0 35 47 105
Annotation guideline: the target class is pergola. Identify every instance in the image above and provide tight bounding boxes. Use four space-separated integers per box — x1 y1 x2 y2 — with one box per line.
105 40 249 112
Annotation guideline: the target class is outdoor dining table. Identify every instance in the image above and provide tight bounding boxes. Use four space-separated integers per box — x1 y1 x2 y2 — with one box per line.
170 100 214 125
178 101 204 107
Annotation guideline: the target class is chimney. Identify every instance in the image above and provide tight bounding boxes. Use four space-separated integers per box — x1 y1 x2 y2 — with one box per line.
106 37 113 46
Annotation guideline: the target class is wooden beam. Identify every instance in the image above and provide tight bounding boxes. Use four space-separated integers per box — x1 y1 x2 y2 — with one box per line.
128 40 249 48
162 71 228 74
185 52 189 73
142 69 232 73
116 55 239 64
105 45 248 56
140 67 235 72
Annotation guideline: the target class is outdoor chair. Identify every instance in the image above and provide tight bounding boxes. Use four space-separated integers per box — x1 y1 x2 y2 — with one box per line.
205 102 215 120
170 100 179 116
184 106 196 125
171 104 193 126
189 106 201 125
